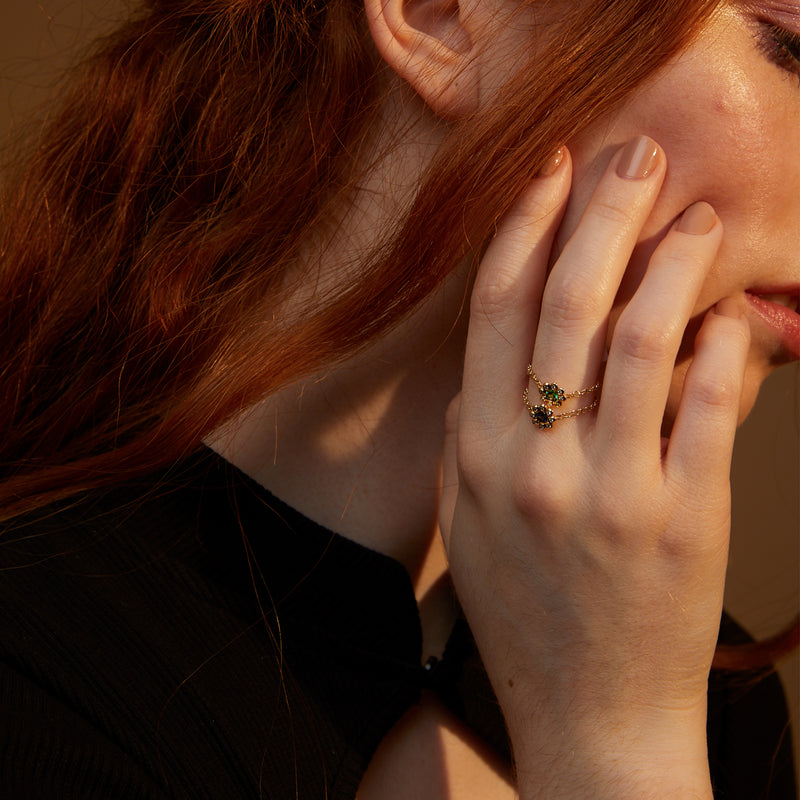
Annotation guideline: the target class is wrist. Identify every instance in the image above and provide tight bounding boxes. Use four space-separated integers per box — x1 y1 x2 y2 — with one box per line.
510 704 712 800
516 759 712 800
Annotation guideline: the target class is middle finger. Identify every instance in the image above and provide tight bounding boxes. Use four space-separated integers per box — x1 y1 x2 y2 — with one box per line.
530 136 665 396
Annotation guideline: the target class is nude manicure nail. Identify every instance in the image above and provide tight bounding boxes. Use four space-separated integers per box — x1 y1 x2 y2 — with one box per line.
539 146 565 177
616 136 660 180
714 297 743 318
678 201 717 235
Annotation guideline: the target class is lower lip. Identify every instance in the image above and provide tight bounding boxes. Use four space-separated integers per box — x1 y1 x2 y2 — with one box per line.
744 293 800 360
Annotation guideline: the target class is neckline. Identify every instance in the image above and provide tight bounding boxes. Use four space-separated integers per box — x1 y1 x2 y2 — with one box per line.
188 445 428 664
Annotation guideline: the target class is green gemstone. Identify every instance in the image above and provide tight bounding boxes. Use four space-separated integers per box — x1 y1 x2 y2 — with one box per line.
540 383 565 406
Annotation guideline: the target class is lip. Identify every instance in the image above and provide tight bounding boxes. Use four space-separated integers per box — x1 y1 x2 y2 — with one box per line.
744 288 800 360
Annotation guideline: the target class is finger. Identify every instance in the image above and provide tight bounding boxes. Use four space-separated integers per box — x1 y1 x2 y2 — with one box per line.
460 149 571 435
438 392 461 552
596 202 722 454
531 136 665 393
666 298 750 490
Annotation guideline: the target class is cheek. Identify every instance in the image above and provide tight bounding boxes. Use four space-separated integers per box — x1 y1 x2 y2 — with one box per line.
648 76 781 232
537 4 800 435
567 64 778 238
558 58 788 429
562 19 792 246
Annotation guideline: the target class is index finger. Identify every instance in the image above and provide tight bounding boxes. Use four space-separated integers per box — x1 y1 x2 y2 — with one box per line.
460 150 572 437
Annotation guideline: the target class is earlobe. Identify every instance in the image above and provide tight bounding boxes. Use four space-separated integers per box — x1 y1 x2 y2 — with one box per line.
365 0 480 118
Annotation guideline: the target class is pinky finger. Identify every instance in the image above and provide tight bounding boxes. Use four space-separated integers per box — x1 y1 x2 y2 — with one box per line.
666 298 751 489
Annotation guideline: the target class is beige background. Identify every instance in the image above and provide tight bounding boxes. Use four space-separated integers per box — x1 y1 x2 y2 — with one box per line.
2 0 798 782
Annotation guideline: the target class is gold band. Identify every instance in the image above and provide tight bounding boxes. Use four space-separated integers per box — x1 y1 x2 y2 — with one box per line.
526 364 600 407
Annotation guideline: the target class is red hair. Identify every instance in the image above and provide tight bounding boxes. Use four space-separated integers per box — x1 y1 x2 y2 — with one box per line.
0 0 795 668
713 615 799 671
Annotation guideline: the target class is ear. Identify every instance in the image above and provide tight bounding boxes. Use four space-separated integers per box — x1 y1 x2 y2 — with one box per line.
365 0 481 118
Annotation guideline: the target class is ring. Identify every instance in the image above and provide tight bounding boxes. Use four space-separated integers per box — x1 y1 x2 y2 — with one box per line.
522 388 599 428
523 365 601 429
526 365 600 406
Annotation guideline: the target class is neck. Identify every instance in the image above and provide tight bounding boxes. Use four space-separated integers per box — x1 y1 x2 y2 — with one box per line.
209 84 466 574
207 86 468 658
207 274 468 579
206 282 468 661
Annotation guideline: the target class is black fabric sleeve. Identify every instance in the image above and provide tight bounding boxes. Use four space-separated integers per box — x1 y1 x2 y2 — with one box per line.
1 662 172 800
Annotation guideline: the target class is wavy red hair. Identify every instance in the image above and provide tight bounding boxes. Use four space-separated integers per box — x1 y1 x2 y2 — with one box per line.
0 0 795 669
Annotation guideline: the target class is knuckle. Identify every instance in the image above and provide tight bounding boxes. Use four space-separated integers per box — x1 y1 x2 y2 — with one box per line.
688 372 739 412
613 313 675 365
543 270 604 328
656 530 688 559
510 464 574 523
656 514 723 560
471 265 520 322
698 313 751 354
588 196 638 229
455 434 495 493
455 460 486 501
590 485 650 544
507 191 559 234
653 245 712 285
590 490 629 531
661 240 709 269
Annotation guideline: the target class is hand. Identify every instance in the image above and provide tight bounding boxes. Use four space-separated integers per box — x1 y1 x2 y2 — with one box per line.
439 139 750 799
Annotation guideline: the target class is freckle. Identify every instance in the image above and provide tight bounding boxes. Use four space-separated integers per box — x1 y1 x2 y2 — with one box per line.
713 94 731 115
508 678 514 688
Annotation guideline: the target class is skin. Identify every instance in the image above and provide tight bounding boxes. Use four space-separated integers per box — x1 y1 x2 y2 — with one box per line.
210 1 799 796
562 4 800 424
441 146 739 799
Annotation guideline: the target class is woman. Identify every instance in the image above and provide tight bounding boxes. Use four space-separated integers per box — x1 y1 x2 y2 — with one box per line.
0 0 797 797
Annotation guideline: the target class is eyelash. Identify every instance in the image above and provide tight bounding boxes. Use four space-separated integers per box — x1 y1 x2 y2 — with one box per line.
757 23 800 83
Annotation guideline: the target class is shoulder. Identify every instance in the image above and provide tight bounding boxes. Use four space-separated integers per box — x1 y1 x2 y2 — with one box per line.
0 455 301 798
0 449 412 799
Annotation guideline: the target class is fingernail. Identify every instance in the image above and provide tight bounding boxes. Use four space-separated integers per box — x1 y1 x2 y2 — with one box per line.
714 297 742 318
538 146 565 177
678 201 717 235
616 135 660 180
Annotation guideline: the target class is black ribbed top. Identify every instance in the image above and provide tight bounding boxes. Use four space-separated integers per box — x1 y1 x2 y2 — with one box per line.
0 448 795 798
